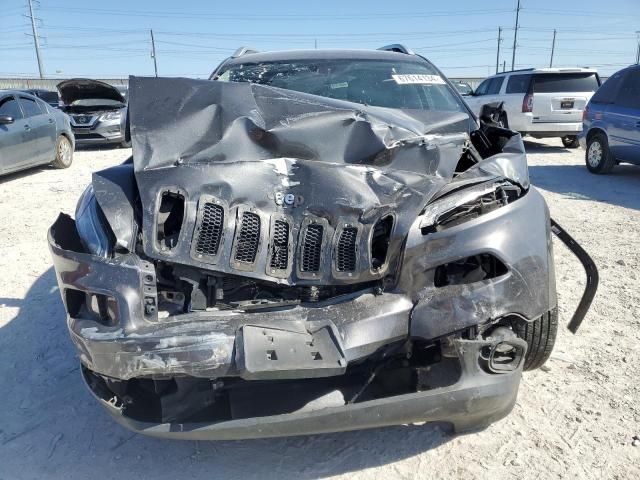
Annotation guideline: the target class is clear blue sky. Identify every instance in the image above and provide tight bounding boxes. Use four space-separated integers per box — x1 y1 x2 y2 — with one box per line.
1 0 638 79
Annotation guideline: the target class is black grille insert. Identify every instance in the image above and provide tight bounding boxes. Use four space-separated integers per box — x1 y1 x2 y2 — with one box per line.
301 224 323 272
194 203 224 257
336 227 358 272
269 220 290 270
234 212 261 264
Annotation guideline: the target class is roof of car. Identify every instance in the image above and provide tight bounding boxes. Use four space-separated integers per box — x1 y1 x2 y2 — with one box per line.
492 67 598 76
0 89 38 98
220 48 428 65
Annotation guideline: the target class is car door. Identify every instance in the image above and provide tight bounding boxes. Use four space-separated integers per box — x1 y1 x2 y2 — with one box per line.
607 69 640 163
36 98 58 155
484 76 505 106
466 77 504 117
18 95 56 166
464 77 492 116
0 95 29 174
502 74 532 131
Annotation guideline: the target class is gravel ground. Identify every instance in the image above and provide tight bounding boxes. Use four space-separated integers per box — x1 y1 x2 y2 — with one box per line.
0 139 638 479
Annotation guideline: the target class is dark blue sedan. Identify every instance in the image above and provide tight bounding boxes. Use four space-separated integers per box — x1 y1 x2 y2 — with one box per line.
580 64 640 173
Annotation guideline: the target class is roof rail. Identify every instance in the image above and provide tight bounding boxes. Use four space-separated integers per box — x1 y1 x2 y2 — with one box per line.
377 44 414 55
496 67 535 74
231 47 259 58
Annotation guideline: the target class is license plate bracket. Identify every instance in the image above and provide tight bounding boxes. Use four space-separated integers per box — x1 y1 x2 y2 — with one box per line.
238 325 347 380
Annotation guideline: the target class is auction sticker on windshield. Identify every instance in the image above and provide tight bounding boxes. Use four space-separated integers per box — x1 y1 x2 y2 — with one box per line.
392 74 446 85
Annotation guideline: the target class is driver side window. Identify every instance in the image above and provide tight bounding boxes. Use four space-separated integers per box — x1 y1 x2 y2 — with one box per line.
0 96 23 119
474 79 491 96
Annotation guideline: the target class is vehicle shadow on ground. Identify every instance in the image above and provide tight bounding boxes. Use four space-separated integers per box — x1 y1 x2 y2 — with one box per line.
75 144 129 152
0 268 452 479
0 165 48 184
523 138 570 154
529 162 640 211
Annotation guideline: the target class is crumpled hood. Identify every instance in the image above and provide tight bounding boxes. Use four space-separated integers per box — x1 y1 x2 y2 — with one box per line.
57 78 125 105
126 76 523 285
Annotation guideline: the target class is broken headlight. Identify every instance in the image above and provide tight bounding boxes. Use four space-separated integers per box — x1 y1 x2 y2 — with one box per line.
75 185 112 257
420 180 522 234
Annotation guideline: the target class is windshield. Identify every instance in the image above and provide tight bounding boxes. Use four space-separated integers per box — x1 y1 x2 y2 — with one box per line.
454 82 473 95
533 73 599 93
31 91 59 104
216 59 466 112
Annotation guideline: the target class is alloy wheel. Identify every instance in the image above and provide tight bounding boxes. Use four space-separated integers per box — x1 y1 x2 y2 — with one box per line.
587 141 602 168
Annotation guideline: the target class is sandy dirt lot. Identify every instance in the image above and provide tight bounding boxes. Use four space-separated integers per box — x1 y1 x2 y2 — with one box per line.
0 139 638 479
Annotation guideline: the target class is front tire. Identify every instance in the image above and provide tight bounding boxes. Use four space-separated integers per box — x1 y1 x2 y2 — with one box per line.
585 132 615 174
513 309 558 371
561 135 580 148
52 135 73 169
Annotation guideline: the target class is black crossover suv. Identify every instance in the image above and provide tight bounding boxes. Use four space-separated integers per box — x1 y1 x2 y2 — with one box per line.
48 45 597 440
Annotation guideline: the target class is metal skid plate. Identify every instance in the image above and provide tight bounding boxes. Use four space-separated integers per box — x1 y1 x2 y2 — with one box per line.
238 325 347 380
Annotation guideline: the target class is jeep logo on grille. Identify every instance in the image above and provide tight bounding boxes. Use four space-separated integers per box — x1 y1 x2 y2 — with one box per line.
274 192 303 207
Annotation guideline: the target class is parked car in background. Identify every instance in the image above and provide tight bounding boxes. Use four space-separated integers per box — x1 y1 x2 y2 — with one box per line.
57 79 129 147
452 80 473 96
0 90 74 176
580 64 640 174
21 89 60 108
465 68 601 148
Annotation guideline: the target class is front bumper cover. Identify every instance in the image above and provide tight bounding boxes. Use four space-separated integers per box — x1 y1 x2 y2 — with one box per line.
83 335 523 439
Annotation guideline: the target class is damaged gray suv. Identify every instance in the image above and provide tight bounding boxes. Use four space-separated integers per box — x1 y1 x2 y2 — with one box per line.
48 45 597 440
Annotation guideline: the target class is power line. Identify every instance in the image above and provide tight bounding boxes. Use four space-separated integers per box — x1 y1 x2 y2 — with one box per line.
36 6 514 21
523 7 640 19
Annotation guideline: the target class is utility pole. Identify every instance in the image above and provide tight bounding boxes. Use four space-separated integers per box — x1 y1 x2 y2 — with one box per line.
314 38 317 49
150 29 158 77
511 0 521 71
503 60 506 72
636 31 640 64
27 0 44 79
496 27 502 74
550 29 557 67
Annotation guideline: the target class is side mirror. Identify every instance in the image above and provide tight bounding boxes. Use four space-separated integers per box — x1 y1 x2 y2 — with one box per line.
0 115 14 125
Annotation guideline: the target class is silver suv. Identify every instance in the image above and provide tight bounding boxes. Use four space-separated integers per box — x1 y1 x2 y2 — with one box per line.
57 79 129 147
465 68 601 148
